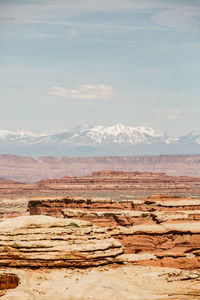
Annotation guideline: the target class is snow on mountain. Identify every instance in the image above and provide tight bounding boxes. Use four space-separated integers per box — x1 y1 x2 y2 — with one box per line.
0 130 46 139
0 124 200 157
86 123 166 144
178 131 200 145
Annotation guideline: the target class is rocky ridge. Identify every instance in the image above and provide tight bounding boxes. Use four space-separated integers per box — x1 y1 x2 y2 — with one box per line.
1 170 200 197
1 154 200 183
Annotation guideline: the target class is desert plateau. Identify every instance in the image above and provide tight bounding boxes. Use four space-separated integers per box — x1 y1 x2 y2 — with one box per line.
1 169 200 299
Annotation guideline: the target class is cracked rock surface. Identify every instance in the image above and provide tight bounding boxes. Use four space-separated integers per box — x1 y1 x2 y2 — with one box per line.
0 216 124 268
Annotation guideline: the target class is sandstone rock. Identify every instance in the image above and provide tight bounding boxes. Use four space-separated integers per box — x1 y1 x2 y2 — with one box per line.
0 273 19 290
61 208 157 227
61 208 200 227
27 194 200 230
1 167 200 197
0 216 124 268
110 223 200 269
2 265 200 299
117 253 157 262
28 196 135 217
25 194 200 269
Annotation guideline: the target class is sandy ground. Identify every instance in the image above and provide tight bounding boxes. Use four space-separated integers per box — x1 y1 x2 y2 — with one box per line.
1 264 200 300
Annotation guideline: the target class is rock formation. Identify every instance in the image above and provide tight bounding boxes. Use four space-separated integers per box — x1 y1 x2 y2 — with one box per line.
0 216 124 268
36 170 200 196
27 194 200 270
0 273 19 290
113 223 200 269
1 154 200 183
1 193 200 298
2 265 200 299
28 194 200 224
1 170 200 198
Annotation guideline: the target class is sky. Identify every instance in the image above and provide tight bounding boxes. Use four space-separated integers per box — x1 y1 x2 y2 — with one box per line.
0 0 200 136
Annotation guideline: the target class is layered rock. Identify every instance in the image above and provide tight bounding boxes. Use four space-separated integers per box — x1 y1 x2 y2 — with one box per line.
0 216 124 268
28 196 134 218
36 170 200 196
1 170 200 197
27 194 200 269
61 208 200 227
28 194 200 226
112 223 200 269
1 154 200 183
0 198 28 219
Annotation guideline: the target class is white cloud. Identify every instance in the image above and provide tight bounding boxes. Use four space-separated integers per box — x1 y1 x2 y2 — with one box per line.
47 84 115 100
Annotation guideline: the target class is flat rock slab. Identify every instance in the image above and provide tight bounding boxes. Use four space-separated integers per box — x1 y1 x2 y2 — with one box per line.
0 216 124 268
1 265 200 299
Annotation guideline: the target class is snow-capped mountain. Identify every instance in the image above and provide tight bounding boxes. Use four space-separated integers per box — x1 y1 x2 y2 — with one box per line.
178 131 200 145
84 123 166 144
0 123 167 145
0 123 199 157
0 130 47 143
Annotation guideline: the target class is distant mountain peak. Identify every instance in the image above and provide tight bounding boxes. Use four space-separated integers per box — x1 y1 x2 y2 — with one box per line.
87 123 165 144
0 123 199 156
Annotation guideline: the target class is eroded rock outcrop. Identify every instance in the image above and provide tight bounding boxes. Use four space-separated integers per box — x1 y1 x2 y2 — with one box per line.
28 196 134 217
111 223 200 269
0 273 19 290
28 194 200 226
1 169 200 197
0 216 124 268
36 170 200 196
27 194 200 269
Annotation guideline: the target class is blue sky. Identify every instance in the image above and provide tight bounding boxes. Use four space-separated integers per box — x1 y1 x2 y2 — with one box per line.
0 0 200 135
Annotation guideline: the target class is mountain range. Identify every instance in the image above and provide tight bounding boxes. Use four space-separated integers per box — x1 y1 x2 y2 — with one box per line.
0 123 200 157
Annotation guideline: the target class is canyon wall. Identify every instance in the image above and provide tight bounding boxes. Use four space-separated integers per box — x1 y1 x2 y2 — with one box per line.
0 154 200 183
27 194 200 270
1 170 200 199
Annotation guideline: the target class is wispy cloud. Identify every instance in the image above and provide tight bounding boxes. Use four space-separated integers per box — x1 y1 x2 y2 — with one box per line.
153 6 200 32
47 84 115 100
5 19 171 32
1 0 200 33
153 109 200 120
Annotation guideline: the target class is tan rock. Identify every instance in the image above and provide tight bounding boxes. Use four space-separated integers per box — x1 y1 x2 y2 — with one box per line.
2 265 200 299
0 216 124 268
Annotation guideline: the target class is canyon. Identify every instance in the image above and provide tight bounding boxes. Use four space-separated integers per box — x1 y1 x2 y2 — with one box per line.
0 154 200 183
1 170 200 299
27 194 200 270
2 192 200 299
